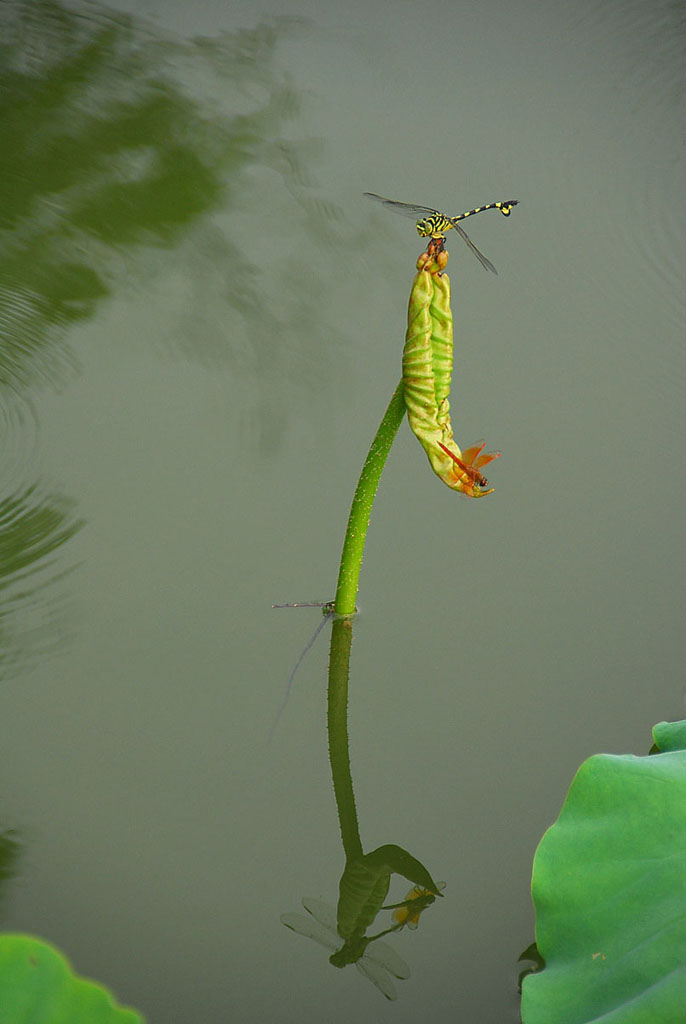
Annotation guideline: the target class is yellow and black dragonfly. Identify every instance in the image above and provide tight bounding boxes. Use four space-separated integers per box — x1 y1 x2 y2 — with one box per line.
364 192 518 273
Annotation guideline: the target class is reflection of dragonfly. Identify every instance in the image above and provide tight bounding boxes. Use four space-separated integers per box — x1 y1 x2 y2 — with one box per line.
281 897 410 1000
364 192 518 273
385 882 446 930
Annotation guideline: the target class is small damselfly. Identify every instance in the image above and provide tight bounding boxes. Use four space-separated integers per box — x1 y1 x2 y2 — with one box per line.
364 192 518 273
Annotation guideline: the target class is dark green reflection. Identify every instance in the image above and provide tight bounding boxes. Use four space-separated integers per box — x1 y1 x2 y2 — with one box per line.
0 0 337 422
0 0 329 674
0 827 21 919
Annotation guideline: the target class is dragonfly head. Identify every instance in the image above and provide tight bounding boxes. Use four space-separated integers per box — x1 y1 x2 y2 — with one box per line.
415 217 432 238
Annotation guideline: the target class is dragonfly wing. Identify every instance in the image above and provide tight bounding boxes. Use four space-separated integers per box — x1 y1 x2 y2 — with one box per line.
364 193 438 220
460 440 486 466
459 441 501 471
452 222 498 274
355 959 398 1000
302 897 339 933
366 939 411 980
281 911 339 952
475 450 501 469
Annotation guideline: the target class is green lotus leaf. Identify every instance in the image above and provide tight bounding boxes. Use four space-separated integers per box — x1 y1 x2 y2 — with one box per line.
652 719 686 753
521 722 686 1023
0 935 144 1023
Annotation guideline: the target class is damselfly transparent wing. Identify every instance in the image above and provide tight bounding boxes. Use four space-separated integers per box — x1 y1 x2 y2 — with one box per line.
363 193 440 220
365 192 498 272
452 222 497 274
269 607 334 740
281 898 410 1001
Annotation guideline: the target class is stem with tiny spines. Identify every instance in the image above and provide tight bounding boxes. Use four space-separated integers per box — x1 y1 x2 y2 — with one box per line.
333 381 406 615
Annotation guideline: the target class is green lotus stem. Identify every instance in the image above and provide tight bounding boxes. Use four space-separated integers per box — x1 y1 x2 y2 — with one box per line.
333 381 406 616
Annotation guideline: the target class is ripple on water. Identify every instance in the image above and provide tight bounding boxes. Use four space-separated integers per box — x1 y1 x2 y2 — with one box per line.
0 477 85 683
0 386 84 682
567 0 686 333
0 282 81 395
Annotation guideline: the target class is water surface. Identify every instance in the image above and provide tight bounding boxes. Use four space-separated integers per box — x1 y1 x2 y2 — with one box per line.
1 0 684 1021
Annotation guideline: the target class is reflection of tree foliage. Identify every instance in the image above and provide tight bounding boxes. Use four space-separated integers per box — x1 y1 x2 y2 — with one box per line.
0 484 84 681
0 1 347 674
0 827 21 917
0 1 346 422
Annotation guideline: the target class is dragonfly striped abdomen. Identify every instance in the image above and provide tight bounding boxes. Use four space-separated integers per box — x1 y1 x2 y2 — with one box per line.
364 192 519 273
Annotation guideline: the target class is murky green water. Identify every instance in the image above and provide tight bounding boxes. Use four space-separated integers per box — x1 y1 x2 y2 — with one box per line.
1 0 684 1020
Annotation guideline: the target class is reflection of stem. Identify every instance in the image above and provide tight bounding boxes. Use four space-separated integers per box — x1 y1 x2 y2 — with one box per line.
327 616 363 861
333 382 406 616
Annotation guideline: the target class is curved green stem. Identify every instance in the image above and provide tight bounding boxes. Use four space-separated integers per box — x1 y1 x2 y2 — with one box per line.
333 381 406 616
